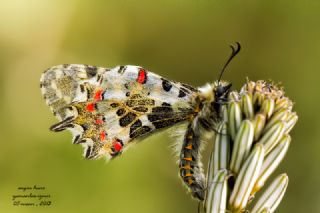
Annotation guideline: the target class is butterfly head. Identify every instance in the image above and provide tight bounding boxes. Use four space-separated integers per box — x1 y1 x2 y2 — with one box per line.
208 80 232 115
197 81 231 107
214 80 232 101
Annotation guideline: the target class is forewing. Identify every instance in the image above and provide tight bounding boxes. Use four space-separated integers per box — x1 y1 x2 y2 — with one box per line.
40 64 198 160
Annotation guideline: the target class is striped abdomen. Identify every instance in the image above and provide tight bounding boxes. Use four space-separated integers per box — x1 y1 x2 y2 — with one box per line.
179 122 205 200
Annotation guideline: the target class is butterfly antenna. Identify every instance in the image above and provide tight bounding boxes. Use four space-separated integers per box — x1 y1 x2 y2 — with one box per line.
217 42 241 85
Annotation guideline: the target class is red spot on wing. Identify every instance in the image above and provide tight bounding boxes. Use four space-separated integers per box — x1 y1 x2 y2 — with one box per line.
95 118 104 125
86 103 95 112
94 89 103 101
113 141 123 152
137 69 147 84
100 131 106 141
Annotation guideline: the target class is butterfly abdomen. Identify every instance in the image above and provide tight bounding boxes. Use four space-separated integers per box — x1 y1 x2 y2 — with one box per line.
179 123 205 200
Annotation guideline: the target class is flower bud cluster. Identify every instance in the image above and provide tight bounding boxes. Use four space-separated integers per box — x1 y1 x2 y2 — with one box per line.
205 81 297 213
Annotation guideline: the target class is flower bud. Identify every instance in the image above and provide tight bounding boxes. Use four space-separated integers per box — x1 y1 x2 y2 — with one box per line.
251 174 289 213
228 101 242 141
206 169 229 213
229 144 265 212
230 120 254 174
254 135 291 192
258 121 285 154
242 93 254 119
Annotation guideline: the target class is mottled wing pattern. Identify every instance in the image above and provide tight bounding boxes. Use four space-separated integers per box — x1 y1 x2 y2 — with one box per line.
40 64 198 160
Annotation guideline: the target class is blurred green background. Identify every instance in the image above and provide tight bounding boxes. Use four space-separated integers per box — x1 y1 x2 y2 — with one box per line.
1 0 319 212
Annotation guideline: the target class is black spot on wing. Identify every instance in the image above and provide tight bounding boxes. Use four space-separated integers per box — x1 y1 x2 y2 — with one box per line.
162 102 171 107
49 116 75 132
147 106 191 123
75 138 86 144
147 106 192 129
152 106 173 113
80 84 85 93
133 106 148 113
147 111 172 122
130 119 142 136
130 125 152 139
118 65 125 74
181 83 198 92
152 118 186 129
85 146 92 159
110 103 119 108
81 124 89 131
85 65 97 77
161 78 173 92
119 112 137 127
180 87 190 94
147 114 163 122
178 89 187 98
147 106 174 122
86 86 91 100
73 135 81 144
96 74 103 84
116 108 126 116
84 142 101 159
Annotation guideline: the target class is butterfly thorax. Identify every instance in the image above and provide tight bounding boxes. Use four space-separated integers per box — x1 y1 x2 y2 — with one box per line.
195 81 231 131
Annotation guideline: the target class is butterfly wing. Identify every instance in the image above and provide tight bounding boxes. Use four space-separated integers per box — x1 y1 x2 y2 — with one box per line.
40 64 198 160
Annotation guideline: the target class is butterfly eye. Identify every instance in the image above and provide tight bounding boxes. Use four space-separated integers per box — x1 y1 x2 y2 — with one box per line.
216 83 232 98
216 86 225 97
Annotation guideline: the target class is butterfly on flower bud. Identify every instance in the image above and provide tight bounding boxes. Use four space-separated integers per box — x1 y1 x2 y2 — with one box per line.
40 43 241 200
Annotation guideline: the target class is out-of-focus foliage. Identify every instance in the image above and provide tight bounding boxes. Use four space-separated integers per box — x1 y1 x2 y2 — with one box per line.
0 0 319 212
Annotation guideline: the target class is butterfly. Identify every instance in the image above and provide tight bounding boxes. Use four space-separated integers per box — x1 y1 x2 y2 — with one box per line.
40 43 241 201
